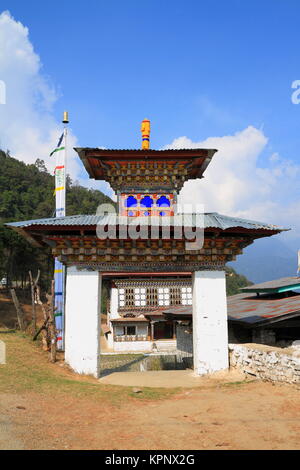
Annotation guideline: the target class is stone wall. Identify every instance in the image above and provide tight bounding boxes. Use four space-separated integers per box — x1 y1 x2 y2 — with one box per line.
229 343 300 384
100 352 189 376
251 329 276 346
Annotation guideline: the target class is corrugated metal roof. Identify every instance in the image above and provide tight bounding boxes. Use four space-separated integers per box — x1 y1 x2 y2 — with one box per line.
241 277 300 293
5 212 286 232
74 147 217 153
162 291 300 325
6 214 103 228
163 306 192 316
227 292 300 324
111 315 149 323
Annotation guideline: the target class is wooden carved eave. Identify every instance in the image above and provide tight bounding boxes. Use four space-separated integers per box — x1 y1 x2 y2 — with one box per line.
16 223 281 273
75 148 217 191
34 232 259 272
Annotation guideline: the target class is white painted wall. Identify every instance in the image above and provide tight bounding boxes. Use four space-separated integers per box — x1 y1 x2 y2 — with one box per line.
65 267 101 378
114 324 148 336
114 341 152 352
153 340 177 352
106 330 114 349
192 270 229 375
113 323 151 352
110 287 119 319
137 324 149 336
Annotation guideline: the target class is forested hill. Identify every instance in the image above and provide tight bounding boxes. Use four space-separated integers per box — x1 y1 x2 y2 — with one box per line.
0 150 115 288
225 266 252 296
0 150 114 221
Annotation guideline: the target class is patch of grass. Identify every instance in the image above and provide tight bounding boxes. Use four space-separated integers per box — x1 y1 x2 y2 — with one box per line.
100 353 145 360
0 332 176 404
221 379 257 388
127 386 180 399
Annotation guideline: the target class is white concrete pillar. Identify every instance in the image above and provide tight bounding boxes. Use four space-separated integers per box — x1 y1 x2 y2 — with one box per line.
65 266 101 378
192 270 229 375
107 287 118 350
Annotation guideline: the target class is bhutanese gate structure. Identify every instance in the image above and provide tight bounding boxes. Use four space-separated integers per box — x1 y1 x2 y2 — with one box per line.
7 120 285 378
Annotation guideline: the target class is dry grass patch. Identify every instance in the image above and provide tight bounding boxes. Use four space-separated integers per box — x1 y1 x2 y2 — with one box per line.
0 331 177 405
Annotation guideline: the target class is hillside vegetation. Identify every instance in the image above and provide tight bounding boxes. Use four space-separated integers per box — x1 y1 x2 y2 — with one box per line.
225 266 251 295
0 150 114 289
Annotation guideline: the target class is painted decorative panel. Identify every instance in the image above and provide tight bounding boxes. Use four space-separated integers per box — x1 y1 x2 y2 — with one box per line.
119 193 175 217
116 279 192 310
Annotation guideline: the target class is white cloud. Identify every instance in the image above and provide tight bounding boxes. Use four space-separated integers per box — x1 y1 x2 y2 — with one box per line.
165 126 300 239
1 10 299 229
0 11 83 184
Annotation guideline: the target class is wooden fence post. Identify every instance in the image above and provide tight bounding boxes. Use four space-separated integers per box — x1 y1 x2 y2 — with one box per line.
10 288 25 331
29 270 40 335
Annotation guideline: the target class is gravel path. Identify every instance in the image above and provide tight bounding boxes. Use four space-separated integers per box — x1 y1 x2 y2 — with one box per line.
99 368 246 388
0 414 24 450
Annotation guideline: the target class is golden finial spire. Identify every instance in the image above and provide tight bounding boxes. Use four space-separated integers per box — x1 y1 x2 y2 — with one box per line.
62 111 69 124
141 118 150 149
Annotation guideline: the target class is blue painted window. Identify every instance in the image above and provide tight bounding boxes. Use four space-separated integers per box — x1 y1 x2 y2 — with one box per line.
128 210 135 217
125 195 137 208
159 211 166 216
140 195 153 208
157 195 170 207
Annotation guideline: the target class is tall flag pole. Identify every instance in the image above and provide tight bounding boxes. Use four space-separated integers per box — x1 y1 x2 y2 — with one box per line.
50 111 69 350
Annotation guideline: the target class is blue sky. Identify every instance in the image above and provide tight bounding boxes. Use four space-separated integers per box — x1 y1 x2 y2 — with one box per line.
2 0 300 152
1 1 300 242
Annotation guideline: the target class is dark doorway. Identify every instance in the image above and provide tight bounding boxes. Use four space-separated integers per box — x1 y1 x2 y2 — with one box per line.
154 321 174 340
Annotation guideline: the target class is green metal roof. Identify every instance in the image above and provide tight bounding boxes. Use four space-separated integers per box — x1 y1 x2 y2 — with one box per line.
5 212 287 232
240 277 300 294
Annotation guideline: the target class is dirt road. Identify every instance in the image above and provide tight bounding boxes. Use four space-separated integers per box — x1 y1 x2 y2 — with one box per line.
0 411 24 450
1 380 300 450
1 331 300 450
